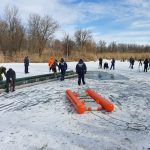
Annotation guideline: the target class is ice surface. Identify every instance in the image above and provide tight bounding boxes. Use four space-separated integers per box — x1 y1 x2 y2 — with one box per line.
0 60 150 150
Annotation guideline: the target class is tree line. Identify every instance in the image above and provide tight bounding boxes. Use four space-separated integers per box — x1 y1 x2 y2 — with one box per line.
0 5 150 60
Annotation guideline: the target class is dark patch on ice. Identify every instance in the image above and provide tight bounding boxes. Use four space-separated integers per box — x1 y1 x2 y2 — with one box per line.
86 71 128 80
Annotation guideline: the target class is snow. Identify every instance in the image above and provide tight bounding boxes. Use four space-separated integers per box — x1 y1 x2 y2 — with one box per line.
0 60 150 150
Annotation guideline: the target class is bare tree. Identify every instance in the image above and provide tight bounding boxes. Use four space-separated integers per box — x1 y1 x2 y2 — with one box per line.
117 43 128 52
98 40 106 52
0 5 25 56
108 41 117 52
52 39 63 55
0 21 8 55
62 34 75 57
28 14 59 56
74 29 92 52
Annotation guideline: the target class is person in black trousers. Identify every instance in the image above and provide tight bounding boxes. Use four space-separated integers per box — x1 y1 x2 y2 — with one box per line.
6 68 16 92
76 59 87 86
144 58 149 72
110 58 115 70
50 59 59 77
103 62 109 69
99 58 103 68
24 56 29 73
59 58 67 81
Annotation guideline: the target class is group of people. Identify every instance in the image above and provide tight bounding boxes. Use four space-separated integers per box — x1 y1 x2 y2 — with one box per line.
139 58 150 72
23 56 87 85
0 56 30 92
99 58 115 70
48 57 68 81
1 56 150 93
129 57 150 72
0 66 16 92
99 57 150 72
48 57 87 85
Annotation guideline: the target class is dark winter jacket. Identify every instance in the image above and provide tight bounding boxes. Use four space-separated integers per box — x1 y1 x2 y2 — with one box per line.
76 59 87 75
130 58 134 65
51 60 58 70
6 68 16 80
24 57 29 66
59 60 67 72
99 58 103 64
144 59 149 67
104 62 109 69
111 59 115 65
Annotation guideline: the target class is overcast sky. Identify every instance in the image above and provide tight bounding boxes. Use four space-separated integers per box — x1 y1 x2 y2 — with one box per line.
0 0 150 45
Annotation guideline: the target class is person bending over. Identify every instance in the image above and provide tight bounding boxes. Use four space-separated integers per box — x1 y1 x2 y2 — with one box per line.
6 68 16 92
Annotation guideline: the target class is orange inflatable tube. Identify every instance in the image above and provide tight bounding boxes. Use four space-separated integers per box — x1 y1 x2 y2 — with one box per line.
86 89 115 112
66 90 86 114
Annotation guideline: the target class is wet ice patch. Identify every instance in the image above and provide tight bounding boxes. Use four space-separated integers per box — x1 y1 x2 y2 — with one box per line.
86 71 128 80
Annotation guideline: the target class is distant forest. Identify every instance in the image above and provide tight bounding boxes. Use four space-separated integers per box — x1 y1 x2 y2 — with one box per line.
0 5 150 62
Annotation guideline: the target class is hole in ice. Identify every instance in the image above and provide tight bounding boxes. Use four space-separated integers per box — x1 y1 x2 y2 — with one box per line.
86 71 128 80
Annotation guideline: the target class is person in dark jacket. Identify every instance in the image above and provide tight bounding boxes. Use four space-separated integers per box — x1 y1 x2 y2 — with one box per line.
99 58 103 68
24 56 29 73
129 57 134 69
103 62 109 69
0 66 6 81
59 58 67 81
76 59 87 86
131 57 135 69
50 59 59 77
139 59 142 66
6 68 16 92
110 58 115 70
144 58 149 72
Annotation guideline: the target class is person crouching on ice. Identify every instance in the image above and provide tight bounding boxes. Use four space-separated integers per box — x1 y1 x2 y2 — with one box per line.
6 68 16 92
76 59 87 86
59 58 67 81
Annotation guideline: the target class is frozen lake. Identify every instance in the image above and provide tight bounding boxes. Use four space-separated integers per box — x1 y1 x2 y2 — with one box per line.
86 71 129 80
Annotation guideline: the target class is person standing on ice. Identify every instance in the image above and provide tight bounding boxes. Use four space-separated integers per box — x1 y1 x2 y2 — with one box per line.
99 58 103 68
48 57 54 72
138 59 143 71
76 59 87 86
24 56 29 73
59 58 67 81
129 57 135 69
0 66 6 81
131 58 135 69
50 59 59 77
6 68 16 92
143 58 149 72
139 59 142 66
110 58 115 70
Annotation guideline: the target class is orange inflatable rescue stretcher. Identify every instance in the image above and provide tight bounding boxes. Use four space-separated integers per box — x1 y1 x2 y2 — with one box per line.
66 88 115 114
86 89 115 112
66 89 85 114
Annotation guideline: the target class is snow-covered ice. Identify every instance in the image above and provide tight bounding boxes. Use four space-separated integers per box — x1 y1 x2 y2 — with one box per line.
0 60 150 150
